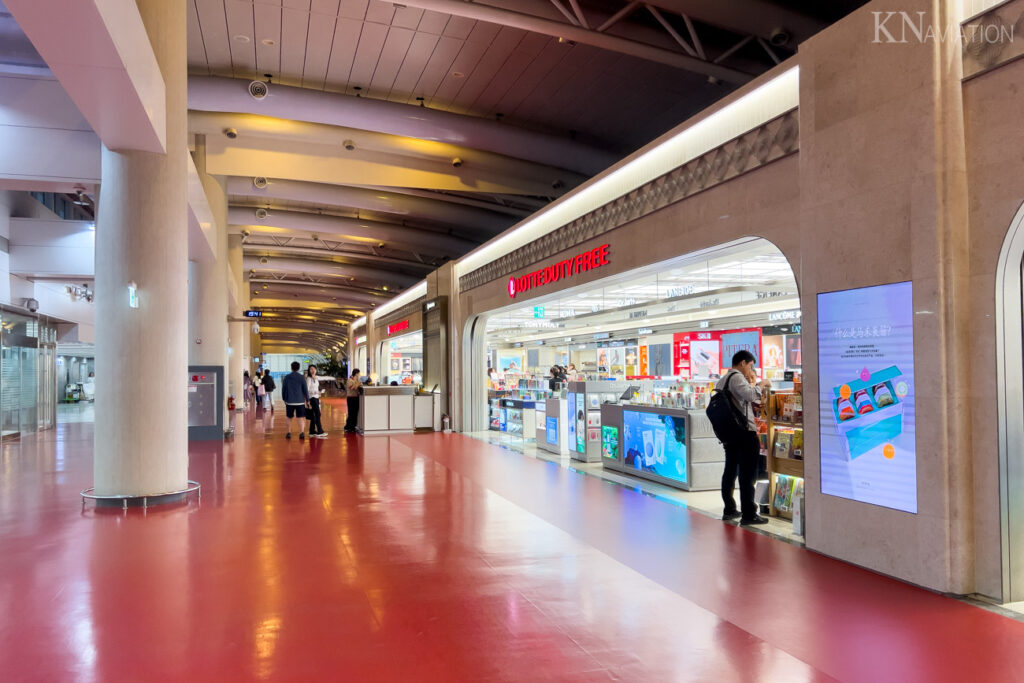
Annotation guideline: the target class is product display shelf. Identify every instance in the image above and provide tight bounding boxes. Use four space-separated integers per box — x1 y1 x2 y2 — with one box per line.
765 390 805 520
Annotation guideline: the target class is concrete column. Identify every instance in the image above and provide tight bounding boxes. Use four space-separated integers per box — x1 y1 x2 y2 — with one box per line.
188 138 229 428
93 0 187 496
227 234 245 404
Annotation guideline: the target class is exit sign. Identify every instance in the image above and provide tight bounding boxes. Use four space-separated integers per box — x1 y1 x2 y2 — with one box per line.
533 306 545 319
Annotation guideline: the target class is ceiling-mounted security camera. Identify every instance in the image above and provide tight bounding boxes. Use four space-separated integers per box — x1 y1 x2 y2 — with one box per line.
451 157 463 168
769 27 791 47
253 177 268 189
255 208 269 220
241 229 251 238
248 80 269 100
311 233 320 241
343 139 356 151
223 127 238 139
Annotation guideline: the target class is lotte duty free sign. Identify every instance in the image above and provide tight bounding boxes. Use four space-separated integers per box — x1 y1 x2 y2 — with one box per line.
508 244 610 298
386 320 410 336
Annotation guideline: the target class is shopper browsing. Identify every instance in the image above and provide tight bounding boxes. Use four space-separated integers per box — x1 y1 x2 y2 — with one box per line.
281 362 309 440
306 366 326 438
344 369 362 433
716 350 771 525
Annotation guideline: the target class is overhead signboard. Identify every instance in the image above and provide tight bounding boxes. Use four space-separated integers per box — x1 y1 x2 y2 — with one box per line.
507 244 610 299
244 310 263 317
386 320 410 336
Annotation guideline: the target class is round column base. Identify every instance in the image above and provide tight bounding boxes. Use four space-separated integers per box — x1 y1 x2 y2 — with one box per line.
81 480 201 512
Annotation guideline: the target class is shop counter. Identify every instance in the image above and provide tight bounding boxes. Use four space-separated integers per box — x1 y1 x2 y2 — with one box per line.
599 404 724 491
499 398 536 438
359 386 438 434
536 396 570 455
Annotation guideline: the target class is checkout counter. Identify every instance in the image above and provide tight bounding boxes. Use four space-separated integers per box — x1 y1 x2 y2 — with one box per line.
358 386 440 434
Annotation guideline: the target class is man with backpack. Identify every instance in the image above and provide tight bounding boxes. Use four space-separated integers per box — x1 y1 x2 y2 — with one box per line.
710 350 771 525
261 371 276 412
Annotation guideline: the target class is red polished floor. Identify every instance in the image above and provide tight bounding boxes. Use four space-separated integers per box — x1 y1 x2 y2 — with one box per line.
2 399 1023 682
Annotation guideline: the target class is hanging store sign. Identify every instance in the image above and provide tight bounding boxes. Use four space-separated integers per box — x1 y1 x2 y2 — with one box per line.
386 320 410 336
768 309 802 322
355 335 367 346
507 244 610 298
243 310 263 317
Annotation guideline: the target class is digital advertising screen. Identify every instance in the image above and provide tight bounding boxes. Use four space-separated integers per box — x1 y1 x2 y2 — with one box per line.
576 393 586 452
567 393 576 447
601 425 619 460
546 417 558 445
817 281 917 513
622 410 687 483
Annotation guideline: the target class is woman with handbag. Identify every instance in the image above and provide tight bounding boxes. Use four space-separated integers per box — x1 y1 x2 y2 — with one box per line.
305 366 326 438
254 369 266 411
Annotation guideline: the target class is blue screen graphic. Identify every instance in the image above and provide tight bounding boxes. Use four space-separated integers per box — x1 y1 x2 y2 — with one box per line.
567 394 576 446
546 417 558 445
622 410 687 483
817 281 917 513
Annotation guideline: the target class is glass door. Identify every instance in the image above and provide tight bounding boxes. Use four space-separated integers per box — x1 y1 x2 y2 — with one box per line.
1 344 20 439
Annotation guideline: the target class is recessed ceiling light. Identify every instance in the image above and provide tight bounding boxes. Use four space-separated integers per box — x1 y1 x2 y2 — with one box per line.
261 38 276 46
233 35 251 43
452 71 465 78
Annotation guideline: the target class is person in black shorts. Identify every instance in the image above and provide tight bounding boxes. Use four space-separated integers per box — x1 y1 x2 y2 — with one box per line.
281 361 310 439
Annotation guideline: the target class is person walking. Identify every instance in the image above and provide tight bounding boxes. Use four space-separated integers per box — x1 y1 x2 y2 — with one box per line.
254 369 265 411
716 350 771 525
262 370 276 412
344 369 362 433
242 370 253 409
306 365 326 438
281 361 309 440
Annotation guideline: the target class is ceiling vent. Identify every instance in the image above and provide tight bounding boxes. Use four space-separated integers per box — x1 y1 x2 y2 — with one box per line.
255 208 269 220
253 177 268 189
248 80 269 100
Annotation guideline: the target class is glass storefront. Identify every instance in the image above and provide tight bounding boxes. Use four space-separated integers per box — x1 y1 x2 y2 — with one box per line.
379 331 423 386
0 310 57 438
471 239 805 532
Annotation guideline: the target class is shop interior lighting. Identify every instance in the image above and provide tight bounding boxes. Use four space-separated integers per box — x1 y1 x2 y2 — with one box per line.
457 66 798 276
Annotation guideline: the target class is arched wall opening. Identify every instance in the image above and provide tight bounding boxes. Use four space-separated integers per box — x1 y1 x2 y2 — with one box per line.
995 200 1024 602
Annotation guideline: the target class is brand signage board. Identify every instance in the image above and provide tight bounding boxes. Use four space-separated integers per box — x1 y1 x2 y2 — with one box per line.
507 244 610 298
386 320 411 336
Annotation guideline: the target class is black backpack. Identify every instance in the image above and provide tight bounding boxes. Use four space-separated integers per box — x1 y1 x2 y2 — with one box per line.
705 370 748 445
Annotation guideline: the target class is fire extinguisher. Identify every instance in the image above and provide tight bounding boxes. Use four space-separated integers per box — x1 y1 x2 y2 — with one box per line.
442 414 451 432
227 395 236 412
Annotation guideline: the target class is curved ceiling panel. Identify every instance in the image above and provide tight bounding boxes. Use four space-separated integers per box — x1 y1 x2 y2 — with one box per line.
189 76 615 176
226 177 513 234
242 255 420 289
191 112 587 193
229 207 476 257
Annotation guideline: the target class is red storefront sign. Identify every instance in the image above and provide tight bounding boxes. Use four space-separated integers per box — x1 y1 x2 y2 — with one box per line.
386 320 410 336
507 244 610 298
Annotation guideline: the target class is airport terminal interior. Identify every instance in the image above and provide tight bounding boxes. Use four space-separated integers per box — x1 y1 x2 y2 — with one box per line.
4 0 1024 680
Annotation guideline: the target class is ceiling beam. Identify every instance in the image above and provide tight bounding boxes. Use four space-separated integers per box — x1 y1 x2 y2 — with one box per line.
242 243 435 272
226 177 514 234
392 0 751 84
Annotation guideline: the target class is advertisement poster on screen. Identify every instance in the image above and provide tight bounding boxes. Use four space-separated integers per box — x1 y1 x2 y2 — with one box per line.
817 281 917 513
622 410 687 484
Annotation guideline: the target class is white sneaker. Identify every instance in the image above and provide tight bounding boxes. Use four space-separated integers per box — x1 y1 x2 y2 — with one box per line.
316 432 328 438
